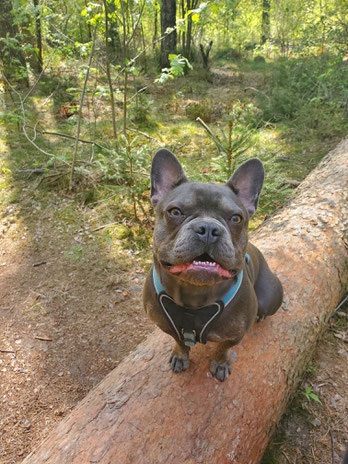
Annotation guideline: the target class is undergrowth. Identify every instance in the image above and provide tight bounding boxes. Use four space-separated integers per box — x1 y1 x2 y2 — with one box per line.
1 52 347 250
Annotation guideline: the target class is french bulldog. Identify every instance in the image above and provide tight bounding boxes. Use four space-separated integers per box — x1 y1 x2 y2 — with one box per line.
143 149 283 381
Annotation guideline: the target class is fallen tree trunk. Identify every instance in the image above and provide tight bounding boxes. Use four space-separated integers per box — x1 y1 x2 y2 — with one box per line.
23 140 348 464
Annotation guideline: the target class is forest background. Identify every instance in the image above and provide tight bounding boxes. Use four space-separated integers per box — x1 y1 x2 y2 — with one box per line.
0 0 347 463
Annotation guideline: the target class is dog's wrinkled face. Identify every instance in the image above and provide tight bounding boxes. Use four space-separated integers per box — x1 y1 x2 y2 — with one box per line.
153 182 248 285
151 149 264 286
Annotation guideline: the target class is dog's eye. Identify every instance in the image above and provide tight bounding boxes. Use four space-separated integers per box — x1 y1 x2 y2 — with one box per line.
231 214 242 224
168 207 182 217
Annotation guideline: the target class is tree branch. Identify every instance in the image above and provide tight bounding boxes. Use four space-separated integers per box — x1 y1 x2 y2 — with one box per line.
2 73 71 167
69 26 97 190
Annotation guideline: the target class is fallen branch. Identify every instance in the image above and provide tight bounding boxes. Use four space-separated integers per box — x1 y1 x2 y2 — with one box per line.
2 74 71 167
25 125 113 153
92 222 120 232
34 336 53 342
127 127 161 142
32 261 47 267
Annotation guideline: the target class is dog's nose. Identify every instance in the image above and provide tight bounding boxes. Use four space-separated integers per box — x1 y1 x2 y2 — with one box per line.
193 222 221 244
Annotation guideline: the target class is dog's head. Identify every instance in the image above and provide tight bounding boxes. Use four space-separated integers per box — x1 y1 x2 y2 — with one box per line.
151 149 264 286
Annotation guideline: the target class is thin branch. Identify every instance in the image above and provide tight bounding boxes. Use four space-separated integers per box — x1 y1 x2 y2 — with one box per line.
45 18 75 44
127 86 148 102
126 0 146 47
329 430 335 464
196 116 215 138
26 125 113 152
69 26 97 190
92 222 120 232
32 121 39 142
244 87 271 101
2 73 71 166
334 294 348 312
126 128 161 142
23 67 46 104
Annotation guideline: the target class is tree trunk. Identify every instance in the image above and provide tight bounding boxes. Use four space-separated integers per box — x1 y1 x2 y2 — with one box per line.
103 0 117 137
153 2 158 48
21 139 348 464
0 0 29 87
261 0 271 44
185 13 193 58
160 0 177 68
106 0 122 64
182 0 199 59
33 0 43 74
199 40 213 69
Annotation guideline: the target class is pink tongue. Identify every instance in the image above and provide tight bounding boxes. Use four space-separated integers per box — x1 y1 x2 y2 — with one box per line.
169 263 190 273
169 262 232 278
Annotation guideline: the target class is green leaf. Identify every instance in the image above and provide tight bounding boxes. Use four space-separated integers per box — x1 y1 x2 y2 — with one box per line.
309 393 321 403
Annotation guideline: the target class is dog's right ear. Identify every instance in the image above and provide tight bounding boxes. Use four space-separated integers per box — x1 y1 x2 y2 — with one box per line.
151 149 187 207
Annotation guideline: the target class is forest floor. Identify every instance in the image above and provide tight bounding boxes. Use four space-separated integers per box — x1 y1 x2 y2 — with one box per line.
0 60 347 464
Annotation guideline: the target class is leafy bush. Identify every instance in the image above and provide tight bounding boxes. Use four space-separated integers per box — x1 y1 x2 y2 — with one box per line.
214 48 243 61
257 54 348 122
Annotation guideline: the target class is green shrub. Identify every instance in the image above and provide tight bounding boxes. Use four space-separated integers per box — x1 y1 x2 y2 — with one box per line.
257 54 348 122
130 93 154 125
214 48 243 61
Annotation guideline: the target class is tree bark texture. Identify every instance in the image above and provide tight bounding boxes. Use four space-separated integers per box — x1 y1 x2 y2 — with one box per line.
103 0 117 137
22 139 348 464
0 0 29 87
261 0 271 44
160 0 177 68
33 0 43 74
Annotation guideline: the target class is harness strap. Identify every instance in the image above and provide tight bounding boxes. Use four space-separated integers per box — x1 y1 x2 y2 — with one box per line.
153 254 249 347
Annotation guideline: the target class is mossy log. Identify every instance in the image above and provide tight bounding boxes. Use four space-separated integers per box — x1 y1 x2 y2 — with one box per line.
22 139 348 464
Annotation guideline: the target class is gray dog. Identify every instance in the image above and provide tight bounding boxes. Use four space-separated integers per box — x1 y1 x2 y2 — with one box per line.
143 149 283 381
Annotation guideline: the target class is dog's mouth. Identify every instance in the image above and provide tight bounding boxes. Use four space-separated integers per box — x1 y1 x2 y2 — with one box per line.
162 253 234 279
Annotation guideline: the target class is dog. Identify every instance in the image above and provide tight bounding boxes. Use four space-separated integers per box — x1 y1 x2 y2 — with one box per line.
143 149 283 381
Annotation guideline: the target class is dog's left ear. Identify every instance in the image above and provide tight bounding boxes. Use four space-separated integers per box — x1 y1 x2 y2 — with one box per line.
227 158 264 218
151 149 187 207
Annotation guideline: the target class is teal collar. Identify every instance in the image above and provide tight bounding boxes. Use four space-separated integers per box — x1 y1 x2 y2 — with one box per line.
153 267 244 307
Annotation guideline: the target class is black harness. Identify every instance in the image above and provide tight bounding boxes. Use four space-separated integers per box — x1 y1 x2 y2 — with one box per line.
153 256 249 347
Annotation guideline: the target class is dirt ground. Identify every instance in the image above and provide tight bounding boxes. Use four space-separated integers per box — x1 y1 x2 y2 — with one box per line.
0 187 154 464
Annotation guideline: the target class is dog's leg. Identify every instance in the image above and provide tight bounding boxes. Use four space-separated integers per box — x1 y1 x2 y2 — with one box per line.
170 341 190 372
254 254 283 321
210 340 239 382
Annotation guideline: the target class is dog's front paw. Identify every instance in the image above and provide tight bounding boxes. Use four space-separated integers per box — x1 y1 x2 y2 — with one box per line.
170 353 189 372
210 360 231 382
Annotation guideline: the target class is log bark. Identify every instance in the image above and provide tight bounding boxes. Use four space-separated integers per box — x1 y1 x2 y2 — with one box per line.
22 140 348 464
